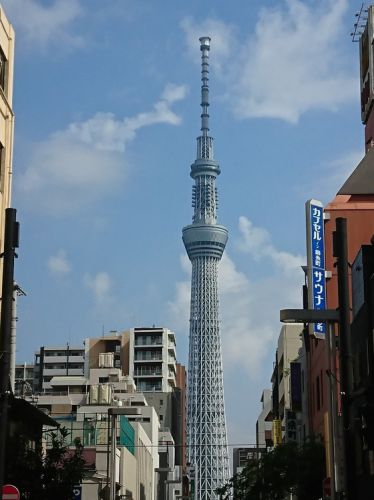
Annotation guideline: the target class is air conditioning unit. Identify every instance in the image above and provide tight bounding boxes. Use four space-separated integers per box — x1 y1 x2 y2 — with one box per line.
105 353 114 368
89 384 99 405
99 384 112 404
98 353 106 368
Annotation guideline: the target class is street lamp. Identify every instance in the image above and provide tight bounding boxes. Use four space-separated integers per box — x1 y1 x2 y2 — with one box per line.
107 407 140 500
280 308 340 500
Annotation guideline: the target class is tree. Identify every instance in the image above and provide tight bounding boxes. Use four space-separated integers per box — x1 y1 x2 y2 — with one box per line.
216 438 325 500
5 426 87 500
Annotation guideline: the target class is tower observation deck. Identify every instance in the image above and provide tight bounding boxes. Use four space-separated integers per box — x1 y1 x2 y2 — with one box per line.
182 37 230 499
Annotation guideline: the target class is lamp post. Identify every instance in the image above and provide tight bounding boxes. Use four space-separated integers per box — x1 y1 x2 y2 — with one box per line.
280 308 340 500
107 407 140 500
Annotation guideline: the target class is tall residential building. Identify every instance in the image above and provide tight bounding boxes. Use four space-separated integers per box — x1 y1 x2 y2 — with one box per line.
129 327 177 393
182 37 230 498
34 345 85 392
86 329 187 478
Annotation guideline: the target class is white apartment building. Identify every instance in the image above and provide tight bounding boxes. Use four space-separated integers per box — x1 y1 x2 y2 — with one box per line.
129 327 177 393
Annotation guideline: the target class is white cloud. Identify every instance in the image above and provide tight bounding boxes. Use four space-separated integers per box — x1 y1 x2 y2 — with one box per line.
16 84 187 213
237 216 304 273
84 271 112 305
2 0 84 49
47 249 71 275
168 216 304 377
183 0 356 123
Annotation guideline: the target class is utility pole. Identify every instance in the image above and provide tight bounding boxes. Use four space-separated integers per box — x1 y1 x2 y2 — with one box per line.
333 217 355 499
0 208 19 493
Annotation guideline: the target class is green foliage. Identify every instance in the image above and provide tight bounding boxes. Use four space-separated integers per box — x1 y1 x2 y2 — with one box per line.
6 426 86 500
216 437 325 500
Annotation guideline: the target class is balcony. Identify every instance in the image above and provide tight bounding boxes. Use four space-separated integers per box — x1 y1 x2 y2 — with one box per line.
134 336 162 347
134 350 162 362
43 368 84 376
168 342 176 353
168 357 176 367
168 372 176 387
42 355 84 364
134 343 162 349
134 356 162 362
136 381 162 392
134 368 162 377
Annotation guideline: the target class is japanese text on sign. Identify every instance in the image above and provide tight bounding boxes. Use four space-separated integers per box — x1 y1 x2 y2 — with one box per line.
306 200 327 337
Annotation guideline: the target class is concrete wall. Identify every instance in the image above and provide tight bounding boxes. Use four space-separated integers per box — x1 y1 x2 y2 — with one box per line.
120 447 137 499
277 324 303 420
132 422 156 500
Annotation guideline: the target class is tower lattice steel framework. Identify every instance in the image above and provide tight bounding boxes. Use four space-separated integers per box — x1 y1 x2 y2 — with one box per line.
182 36 230 499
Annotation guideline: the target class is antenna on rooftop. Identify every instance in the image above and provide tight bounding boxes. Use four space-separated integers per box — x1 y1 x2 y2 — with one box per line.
351 3 368 42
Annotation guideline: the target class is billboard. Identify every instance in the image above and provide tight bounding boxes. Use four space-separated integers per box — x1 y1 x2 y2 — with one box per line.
360 6 374 123
306 199 326 338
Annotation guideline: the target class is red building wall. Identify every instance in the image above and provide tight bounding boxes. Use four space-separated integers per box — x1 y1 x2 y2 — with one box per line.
309 194 374 437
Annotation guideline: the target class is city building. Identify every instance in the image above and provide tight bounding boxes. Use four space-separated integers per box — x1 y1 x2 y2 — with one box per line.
84 330 127 376
349 244 374 496
32 352 160 500
34 345 85 392
86 327 186 472
0 6 15 261
182 37 230 498
14 362 34 396
297 8 374 497
129 327 177 393
271 324 303 444
26 329 185 499
256 389 273 448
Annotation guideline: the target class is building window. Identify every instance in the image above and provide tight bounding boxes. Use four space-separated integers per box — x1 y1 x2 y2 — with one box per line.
0 48 6 92
160 399 163 406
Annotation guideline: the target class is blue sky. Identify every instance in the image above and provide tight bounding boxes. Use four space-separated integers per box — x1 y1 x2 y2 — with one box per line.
4 0 363 447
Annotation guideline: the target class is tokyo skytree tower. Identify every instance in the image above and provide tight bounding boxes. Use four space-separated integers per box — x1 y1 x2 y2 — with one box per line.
182 37 230 499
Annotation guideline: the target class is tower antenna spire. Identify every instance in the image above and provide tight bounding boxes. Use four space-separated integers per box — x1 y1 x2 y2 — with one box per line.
199 36 211 137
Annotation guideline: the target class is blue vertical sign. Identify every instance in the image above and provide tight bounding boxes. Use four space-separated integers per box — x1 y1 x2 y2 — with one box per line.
72 486 82 500
306 199 326 338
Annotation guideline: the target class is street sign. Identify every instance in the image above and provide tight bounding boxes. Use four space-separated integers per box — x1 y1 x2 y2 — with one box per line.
306 199 327 338
73 486 82 500
2 484 20 500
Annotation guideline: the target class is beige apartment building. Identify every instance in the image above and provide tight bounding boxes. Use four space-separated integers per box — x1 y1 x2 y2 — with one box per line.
0 7 14 248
